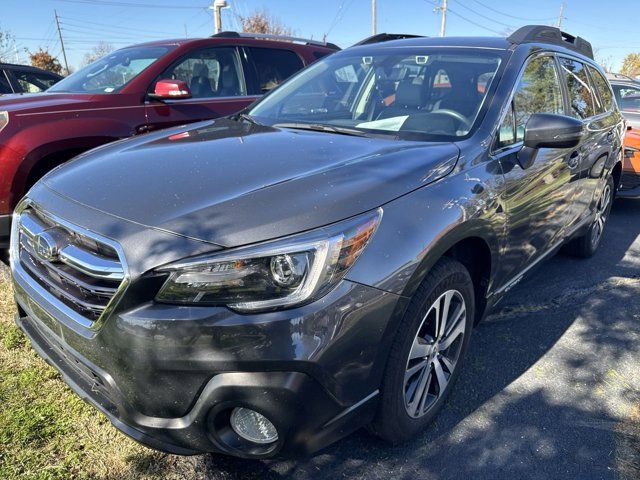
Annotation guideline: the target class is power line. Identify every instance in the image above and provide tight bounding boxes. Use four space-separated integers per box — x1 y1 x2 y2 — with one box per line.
447 7 504 35
468 0 556 22
450 0 515 29
60 15 179 36
54 0 207 9
59 23 167 41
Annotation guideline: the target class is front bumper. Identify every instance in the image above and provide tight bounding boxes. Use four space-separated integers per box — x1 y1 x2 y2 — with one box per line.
618 171 640 198
13 267 400 457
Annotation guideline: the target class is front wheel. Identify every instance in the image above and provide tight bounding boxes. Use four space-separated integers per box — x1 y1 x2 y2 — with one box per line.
564 175 614 258
371 257 474 443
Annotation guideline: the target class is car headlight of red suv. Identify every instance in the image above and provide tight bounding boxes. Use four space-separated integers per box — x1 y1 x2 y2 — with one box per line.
155 208 382 312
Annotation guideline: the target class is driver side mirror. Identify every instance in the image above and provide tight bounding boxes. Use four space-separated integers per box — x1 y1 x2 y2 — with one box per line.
518 113 583 169
149 79 192 100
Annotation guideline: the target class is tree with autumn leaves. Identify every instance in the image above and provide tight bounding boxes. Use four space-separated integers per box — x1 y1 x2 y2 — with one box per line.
29 48 63 75
621 53 640 79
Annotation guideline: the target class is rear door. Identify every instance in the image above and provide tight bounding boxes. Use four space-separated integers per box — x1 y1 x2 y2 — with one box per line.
144 46 260 131
494 54 576 280
557 57 620 223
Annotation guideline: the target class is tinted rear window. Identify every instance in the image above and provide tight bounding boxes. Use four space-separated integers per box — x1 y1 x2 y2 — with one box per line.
248 47 304 93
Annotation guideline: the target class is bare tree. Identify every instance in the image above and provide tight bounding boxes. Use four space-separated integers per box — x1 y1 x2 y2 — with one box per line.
29 48 63 75
0 28 15 63
239 9 293 36
82 41 115 66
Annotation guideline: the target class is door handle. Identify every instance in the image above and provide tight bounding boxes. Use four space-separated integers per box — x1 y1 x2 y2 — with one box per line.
606 130 615 143
567 150 580 169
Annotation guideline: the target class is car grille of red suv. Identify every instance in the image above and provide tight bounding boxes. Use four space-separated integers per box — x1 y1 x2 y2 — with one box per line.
16 208 125 324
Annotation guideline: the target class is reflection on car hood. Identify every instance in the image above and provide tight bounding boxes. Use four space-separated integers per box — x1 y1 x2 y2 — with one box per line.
0 92 95 112
43 118 460 247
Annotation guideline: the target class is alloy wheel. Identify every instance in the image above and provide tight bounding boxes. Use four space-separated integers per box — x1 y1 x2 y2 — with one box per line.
403 289 467 418
591 182 612 249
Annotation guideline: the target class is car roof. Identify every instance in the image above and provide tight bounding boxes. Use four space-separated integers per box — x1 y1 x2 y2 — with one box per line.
122 35 338 51
349 35 511 51
0 63 63 77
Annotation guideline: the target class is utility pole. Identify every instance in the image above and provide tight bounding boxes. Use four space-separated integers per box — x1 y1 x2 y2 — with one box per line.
436 0 448 37
212 0 228 34
54 10 69 75
556 2 565 29
371 0 376 35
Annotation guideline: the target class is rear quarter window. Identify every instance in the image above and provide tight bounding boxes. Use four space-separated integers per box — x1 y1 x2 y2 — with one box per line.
587 65 614 113
559 58 598 119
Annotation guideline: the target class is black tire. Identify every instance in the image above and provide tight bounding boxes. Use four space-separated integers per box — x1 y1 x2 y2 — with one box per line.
371 257 475 443
564 175 614 259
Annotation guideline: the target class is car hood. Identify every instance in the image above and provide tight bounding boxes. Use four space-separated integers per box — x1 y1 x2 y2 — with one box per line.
0 92 94 112
43 118 459 247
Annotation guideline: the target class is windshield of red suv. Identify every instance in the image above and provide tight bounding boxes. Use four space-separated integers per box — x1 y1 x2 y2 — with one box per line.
249 47 504 140
48 45 174 94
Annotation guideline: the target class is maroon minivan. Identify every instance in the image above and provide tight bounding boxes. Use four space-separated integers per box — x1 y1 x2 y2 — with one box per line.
0 32 339 247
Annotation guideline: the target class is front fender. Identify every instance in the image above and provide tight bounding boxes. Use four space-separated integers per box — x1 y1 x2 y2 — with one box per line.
345 158 506 299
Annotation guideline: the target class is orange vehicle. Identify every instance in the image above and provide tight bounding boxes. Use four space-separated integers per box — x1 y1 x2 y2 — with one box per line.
621 127 640 197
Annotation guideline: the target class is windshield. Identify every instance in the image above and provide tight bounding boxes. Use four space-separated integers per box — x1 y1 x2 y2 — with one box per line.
249 47 504 140
48 45 174 94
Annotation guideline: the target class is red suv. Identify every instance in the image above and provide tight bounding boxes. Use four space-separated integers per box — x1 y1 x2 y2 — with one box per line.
0 32 339 247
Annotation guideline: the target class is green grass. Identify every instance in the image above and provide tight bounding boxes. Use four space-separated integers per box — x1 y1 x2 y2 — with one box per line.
0 271 203 480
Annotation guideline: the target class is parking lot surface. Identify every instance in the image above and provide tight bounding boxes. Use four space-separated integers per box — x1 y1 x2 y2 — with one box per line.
199 199 640 480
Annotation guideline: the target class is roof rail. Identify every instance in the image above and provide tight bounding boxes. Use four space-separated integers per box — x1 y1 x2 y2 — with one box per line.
606 72 639 83
507 25 593 60
352 33 425 47
211 31 340 50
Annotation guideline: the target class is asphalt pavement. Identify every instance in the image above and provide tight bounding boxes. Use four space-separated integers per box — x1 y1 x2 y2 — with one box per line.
201 198 640 480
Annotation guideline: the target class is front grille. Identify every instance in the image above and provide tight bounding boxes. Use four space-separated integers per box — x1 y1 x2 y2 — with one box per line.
16 208 125 324
621 171 640 191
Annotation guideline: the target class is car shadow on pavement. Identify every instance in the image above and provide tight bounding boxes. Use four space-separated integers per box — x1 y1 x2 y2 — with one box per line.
202 199 640 480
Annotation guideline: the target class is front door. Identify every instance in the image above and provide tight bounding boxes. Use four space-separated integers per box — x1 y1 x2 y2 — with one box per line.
493 54 576 283
144 46 259 132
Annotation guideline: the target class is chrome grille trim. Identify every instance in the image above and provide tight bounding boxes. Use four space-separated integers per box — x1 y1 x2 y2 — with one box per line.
11 200 129 330
59 245 124 281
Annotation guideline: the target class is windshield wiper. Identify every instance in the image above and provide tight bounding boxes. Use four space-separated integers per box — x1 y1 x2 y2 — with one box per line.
272 122 372 138
234 112 263 126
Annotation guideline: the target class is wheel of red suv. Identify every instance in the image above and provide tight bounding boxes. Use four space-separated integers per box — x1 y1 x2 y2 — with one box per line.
371 257 474 443
565 175 614 258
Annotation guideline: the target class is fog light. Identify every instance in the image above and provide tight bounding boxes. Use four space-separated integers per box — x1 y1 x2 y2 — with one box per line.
230 408 278 444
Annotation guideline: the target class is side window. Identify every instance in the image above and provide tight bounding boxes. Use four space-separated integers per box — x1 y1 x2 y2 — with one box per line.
247 48 304 93
559 58 597 119
587 66 613 113
613 85 640 112
12 70 59 93
162 47 245 99
513 56 564 142
496 104 516 149
0 71 12 94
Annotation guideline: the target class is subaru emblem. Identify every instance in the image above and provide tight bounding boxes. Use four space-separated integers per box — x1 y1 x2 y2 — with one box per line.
33 231 60 262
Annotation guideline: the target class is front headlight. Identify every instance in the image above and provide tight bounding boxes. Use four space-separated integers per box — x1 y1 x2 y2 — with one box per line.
155 208 382 312
0 111 8 132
